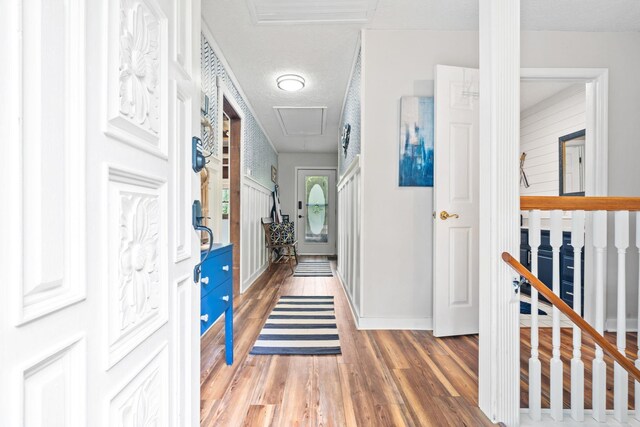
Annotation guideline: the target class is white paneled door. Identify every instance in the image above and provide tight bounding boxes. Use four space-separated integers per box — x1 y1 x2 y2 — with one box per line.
433 65 480 337
0 0 201 425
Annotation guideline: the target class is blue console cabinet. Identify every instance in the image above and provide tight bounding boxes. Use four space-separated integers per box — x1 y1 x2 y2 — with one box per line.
200 243 233 365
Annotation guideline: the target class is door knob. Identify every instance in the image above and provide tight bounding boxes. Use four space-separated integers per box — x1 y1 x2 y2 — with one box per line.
440 211 460 220
298 215 304 218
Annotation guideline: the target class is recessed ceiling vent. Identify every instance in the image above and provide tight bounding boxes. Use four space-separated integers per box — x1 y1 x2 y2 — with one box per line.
248 0 379 24
274 107 327 136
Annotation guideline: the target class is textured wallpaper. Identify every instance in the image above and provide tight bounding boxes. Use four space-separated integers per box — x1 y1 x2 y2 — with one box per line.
339 48 362 177
201 34 278 190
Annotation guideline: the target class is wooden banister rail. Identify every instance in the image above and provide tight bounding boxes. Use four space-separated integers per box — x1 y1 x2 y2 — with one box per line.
502 251 640 383
521 196 640 212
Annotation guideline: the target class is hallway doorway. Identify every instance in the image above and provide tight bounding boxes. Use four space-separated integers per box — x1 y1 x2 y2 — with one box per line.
224 97 242 296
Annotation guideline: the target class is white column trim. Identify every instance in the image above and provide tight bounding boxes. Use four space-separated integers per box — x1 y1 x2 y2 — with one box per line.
478 0 521 425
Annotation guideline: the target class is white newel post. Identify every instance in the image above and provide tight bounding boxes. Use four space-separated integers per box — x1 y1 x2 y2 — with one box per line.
478 0 521 425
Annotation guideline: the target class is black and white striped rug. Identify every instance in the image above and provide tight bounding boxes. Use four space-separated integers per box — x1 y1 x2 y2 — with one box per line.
293 261 333 277
249 296 341 355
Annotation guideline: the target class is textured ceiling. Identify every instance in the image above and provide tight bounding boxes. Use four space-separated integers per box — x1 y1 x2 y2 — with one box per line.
202 0 640 153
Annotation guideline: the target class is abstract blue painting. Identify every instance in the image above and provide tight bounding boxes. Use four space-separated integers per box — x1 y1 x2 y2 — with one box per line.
399 96 434 187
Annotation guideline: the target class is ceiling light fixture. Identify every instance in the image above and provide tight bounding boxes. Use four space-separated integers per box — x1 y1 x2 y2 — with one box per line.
276 74 305 92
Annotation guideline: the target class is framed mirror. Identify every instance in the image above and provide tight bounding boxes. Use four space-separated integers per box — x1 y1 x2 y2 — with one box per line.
559 129 586 196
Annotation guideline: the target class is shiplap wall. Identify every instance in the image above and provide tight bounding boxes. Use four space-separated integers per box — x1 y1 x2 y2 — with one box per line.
520 85 586 196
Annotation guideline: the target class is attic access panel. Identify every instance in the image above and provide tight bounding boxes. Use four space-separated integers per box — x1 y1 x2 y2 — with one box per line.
274 106 327 136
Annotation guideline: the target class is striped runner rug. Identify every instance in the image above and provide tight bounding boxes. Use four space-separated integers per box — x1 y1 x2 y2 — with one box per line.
249 296 341 355
293 261 333 277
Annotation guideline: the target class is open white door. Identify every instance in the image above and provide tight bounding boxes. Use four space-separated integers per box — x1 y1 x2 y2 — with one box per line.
433 65 480 337
0 0 201 425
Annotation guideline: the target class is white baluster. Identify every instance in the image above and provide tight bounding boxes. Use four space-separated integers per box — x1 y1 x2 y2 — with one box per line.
550 209 564 421
614 211 629 422
635 212 640 421
529 210 542 421
571 210 585 421
592 210 607 422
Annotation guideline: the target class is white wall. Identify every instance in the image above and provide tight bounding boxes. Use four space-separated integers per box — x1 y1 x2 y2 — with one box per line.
360 30 479 325
520 85 586 196
277 152 338 222
356 29 640 328
521 31 640 329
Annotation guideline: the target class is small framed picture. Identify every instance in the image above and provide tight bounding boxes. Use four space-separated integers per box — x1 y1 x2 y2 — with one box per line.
271 165 277 183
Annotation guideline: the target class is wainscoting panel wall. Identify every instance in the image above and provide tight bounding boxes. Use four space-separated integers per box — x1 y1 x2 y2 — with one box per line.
241 178 271 292
337 156 362 319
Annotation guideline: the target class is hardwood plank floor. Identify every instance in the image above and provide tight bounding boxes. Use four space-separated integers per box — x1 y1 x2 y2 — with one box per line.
200 258 495 426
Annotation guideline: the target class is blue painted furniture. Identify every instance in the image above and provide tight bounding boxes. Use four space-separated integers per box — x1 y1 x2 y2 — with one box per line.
520 228 585 314
200 243 233 365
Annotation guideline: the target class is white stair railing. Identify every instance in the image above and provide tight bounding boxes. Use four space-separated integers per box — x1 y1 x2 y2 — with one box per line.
550 209 564 421
570 210 585 422
592 210 607 422
518 196 640 425
528 209 542 421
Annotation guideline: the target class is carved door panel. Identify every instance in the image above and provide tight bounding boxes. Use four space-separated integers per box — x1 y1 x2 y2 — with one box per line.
0 0 201 425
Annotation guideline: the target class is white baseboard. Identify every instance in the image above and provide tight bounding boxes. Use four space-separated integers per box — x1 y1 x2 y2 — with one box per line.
605 317 638 332
241 262 268 294
357 316 433 330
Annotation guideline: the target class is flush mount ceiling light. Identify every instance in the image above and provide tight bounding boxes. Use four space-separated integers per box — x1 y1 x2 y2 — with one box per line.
276 74 305 92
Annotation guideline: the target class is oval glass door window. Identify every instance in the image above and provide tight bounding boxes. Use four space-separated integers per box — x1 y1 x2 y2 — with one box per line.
305 177 328 243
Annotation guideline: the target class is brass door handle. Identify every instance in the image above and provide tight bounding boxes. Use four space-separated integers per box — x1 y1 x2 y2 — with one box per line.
440 211 459 220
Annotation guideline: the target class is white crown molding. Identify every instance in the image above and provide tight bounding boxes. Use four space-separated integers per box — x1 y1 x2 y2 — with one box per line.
200 19 279 155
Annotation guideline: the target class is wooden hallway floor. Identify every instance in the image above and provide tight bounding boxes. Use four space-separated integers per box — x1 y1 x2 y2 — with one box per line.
200 258 495 426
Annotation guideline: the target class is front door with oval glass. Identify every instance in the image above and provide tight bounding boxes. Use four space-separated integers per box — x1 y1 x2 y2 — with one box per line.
296 169 337 255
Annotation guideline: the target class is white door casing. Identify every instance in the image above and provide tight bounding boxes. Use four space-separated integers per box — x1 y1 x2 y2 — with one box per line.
296 168 337 255
433 65 480 337
0 0 202 425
